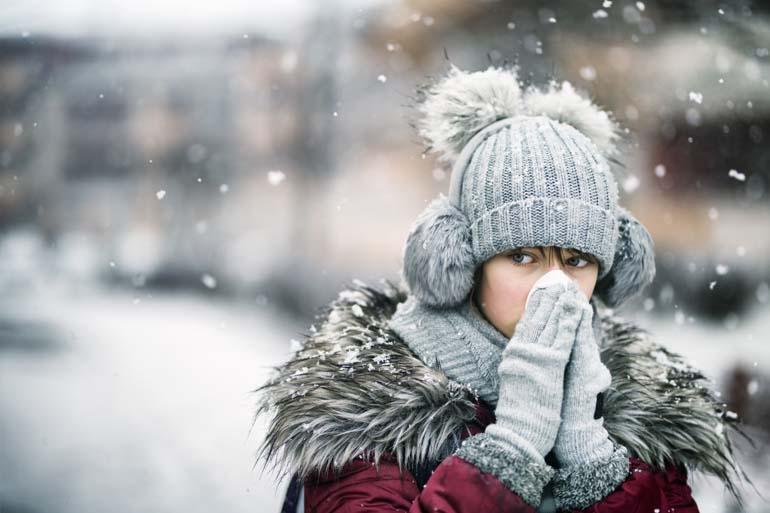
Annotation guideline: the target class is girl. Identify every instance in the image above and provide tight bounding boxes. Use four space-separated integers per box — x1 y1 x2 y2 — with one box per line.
255 65 744 512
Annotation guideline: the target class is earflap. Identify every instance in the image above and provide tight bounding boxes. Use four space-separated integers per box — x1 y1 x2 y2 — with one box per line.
401 194 476 308
594 207 656 308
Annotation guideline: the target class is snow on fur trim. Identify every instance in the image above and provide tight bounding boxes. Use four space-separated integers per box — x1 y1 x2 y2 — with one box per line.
523 80 621 157
594 207 656 308
253 280 479 482
599 310 747 503
416 64 524 163
402 194 475 308
253 280 746 503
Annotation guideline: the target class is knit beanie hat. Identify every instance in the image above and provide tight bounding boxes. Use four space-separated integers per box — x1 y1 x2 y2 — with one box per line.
401 65 656 309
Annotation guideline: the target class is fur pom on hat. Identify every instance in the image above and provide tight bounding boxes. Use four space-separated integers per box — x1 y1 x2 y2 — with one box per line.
416 64 525 163
524 80 621 158
416 65 620 163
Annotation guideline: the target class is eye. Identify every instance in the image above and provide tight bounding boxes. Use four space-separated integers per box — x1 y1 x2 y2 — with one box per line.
510 251 534 265
566 254 593 269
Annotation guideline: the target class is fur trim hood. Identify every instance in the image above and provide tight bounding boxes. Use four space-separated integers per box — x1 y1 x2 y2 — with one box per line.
254 280 745 500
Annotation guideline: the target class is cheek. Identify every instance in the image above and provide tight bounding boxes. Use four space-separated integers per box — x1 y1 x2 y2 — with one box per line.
575 268 599 300
479 268 533 334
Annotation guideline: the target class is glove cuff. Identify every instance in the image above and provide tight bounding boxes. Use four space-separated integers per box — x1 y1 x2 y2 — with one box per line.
455 433 556 507
552 441 630 510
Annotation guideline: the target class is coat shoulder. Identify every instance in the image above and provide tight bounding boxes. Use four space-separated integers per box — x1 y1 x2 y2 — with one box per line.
254 279 745 499
596 305 744 498
254 279 479 480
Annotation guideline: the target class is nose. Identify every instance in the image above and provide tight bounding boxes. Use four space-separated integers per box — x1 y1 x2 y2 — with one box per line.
542 248 568 273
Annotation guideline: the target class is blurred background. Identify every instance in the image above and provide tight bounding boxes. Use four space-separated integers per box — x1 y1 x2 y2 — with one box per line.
1 0 769 511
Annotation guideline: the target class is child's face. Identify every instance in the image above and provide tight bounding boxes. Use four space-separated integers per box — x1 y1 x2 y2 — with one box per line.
474 246 599 339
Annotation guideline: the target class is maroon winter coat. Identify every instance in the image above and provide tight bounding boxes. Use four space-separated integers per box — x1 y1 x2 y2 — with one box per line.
256 281 743 513
303 403 699 513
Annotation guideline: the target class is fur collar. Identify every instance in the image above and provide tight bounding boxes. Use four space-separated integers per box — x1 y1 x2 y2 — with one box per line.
255 279 744 499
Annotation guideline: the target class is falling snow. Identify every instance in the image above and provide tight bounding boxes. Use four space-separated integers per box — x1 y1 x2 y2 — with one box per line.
622 175 640 193
267 170 286 186
201 273 217 289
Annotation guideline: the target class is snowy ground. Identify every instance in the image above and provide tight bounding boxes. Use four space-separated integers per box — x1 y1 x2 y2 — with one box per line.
0 281 296 513
1 272 769 512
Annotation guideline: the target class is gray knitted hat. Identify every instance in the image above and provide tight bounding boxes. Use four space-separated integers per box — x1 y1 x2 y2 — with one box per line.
401 65 656 309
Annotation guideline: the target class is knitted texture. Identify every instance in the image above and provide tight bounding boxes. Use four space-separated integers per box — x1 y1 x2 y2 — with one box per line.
552 441 630 510
402 67 658 310
486 282 583 461
388 293 509 407
451 116 619 279
454 433 556 508
554 299 615 467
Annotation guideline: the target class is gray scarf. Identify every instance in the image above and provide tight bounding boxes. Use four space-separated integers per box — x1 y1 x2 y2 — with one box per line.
388 294 510 408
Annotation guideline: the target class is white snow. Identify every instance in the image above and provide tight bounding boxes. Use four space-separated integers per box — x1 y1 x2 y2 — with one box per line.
267 170 286 186
579 66 597 81
622 174 640 193
201 273 218 288
0 285 295 513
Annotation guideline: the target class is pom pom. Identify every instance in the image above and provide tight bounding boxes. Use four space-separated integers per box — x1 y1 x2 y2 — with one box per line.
594 207 656 307
402 194 476 308
416 64 524 163
524 80 621 157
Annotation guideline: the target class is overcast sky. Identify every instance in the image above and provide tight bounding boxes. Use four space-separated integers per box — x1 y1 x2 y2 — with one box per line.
0 0 386 39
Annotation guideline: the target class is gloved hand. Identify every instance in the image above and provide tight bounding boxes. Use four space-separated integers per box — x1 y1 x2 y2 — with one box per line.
484 277 585 463
553 298 614 466
551 294 630 510
454 275 585 507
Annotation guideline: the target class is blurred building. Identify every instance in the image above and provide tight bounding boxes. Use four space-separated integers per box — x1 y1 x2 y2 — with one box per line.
1 1 769 321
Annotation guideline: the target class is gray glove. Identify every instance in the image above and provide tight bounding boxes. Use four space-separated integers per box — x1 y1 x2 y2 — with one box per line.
553 299 614 466
454 279 584 507
551 298 630 510
485 279 584 463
